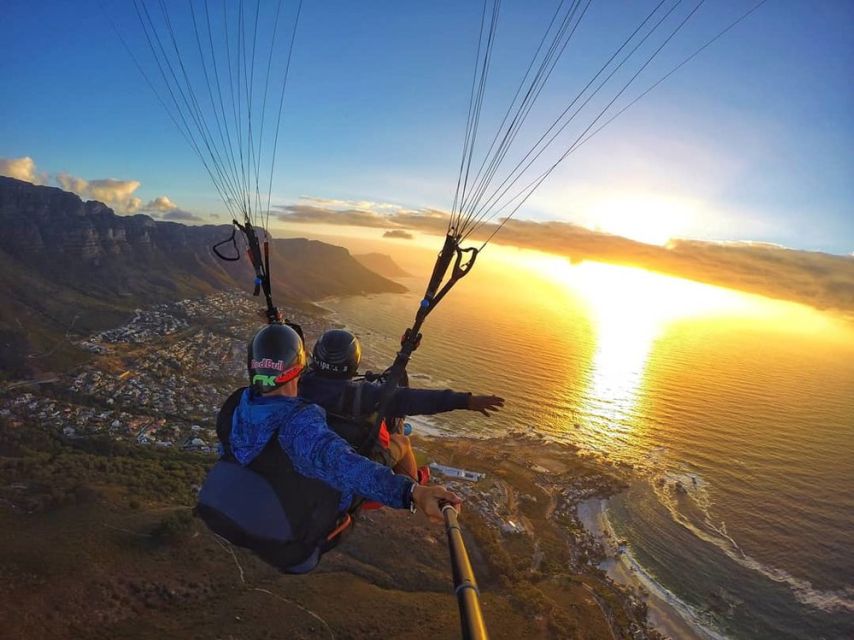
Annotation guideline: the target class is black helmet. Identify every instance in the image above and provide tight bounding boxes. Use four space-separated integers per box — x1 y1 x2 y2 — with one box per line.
311 329 361 379
247 324 306 393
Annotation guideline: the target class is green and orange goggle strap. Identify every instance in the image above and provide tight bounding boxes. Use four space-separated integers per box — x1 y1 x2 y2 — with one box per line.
274 363 304 385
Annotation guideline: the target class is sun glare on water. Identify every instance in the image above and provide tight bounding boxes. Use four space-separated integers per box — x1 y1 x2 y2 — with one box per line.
501 250 848 454
551 260 753 451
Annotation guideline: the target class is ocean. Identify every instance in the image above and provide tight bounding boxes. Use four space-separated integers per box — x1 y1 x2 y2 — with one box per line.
321 253 854 640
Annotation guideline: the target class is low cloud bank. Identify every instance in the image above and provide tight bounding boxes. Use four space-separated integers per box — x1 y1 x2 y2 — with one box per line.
506 219 854 314
161 209 204 222
278 197 854 314
383 229 414 240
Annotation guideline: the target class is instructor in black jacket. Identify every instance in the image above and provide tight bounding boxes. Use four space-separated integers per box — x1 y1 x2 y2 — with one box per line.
299 329 504 480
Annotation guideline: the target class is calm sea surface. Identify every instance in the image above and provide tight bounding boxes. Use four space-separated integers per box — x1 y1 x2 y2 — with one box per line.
323 255 854 640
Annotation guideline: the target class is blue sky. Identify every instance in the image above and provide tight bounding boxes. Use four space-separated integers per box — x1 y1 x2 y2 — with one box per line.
1 0 852 253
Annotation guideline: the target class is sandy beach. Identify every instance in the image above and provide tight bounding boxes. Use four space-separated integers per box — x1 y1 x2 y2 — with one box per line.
577 497 727 640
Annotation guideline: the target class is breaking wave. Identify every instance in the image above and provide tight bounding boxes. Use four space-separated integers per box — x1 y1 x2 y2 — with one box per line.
652 473 854 614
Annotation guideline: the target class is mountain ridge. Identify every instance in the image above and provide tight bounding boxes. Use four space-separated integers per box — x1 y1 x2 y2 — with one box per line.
0 176 405 376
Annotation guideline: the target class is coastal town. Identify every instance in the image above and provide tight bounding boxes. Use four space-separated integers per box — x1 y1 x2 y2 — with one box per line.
1 291 326 454
420 438 656 640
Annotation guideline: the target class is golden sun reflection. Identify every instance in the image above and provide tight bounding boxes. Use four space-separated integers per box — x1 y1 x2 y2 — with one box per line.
567 262 751 452
501 251 847 453
584 307 659 433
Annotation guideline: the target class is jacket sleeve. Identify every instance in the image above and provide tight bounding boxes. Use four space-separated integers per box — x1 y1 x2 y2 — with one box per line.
278 405 414 509
385 387 470 417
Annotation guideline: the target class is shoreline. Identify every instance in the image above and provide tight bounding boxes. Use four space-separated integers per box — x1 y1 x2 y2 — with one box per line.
577 496 726 640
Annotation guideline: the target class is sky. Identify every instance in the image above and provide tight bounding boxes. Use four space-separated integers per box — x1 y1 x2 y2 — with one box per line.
0 0 852 254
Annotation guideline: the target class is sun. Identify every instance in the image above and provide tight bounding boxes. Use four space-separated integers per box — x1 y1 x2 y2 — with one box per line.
507 250 846 339
579 193 698 246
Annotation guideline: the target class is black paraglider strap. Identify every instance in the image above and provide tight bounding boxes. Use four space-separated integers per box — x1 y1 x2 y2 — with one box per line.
423 234 459 301
369 236 478 447
211 218 281 324
417 238 478 324
240 221 265 296
429 245 478 311
212 222 241 261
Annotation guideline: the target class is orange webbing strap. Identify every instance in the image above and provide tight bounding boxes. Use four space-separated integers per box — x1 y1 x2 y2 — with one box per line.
325 513 352 541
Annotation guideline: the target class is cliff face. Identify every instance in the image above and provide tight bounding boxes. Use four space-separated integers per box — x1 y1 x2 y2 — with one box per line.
0 177 404 375
353 253 412 279
0 177 224 298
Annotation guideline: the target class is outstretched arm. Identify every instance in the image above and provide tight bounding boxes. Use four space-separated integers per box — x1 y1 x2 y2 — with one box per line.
369 384 506 418
279 407 466 521
466 394 505 416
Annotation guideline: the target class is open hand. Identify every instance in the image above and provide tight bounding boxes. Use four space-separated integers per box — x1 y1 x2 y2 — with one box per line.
412 485 462 524
468 394 505 416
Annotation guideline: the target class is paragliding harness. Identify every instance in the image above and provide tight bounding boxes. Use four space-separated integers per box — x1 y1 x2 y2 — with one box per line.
194 387 354 573
318 370 413 511
323 368 410 467
203 212 397 566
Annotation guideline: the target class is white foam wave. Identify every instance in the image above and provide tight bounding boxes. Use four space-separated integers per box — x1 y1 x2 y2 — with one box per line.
653 477 854 613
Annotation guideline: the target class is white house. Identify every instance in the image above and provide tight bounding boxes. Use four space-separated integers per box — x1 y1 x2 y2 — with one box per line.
428 463 486 482
501 519 526 535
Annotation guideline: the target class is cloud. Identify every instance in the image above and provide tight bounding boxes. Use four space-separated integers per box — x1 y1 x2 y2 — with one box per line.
383 229 414 240
276 195 854 313
57 173 143 213
0 156 48 185
137 194 204 222
299 196 404 213
388 208 449 234
162 209 204 222
145 195 179 212
2 156 210 224
277 196 450 234
497 219 854 314
278 203 393 228
2 156 143 212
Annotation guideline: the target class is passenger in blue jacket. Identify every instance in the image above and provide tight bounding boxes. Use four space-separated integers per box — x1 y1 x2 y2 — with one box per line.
300 329 504 480
228 323 460 523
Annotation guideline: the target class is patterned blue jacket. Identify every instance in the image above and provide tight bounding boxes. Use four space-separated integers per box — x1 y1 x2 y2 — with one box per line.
229 389 414 512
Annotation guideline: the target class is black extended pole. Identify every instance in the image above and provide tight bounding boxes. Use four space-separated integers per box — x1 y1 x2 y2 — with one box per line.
443 504 489 640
